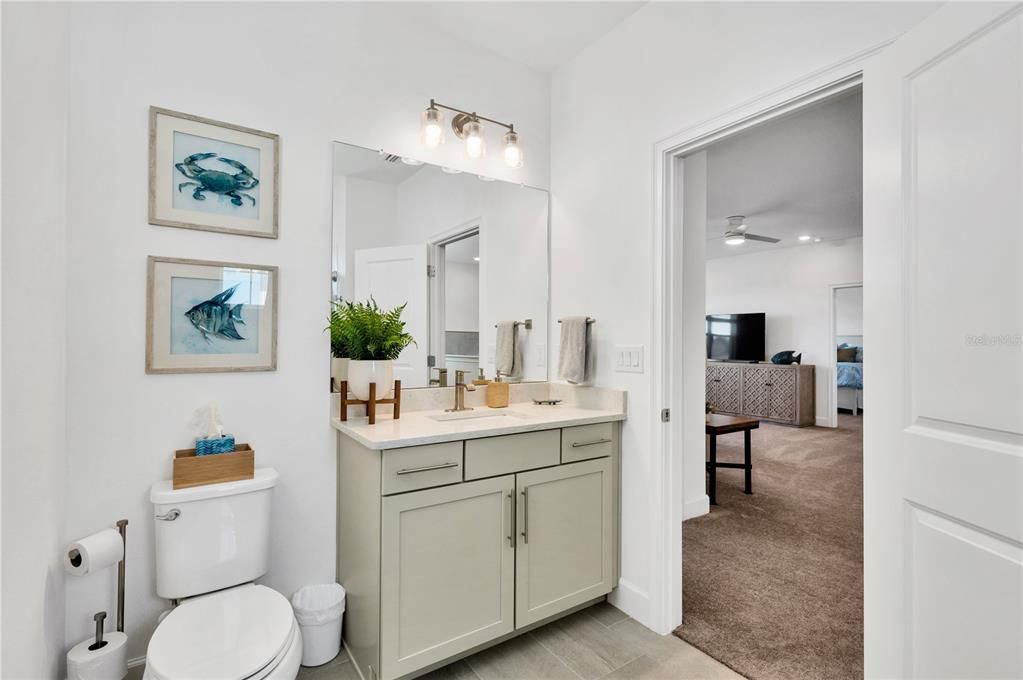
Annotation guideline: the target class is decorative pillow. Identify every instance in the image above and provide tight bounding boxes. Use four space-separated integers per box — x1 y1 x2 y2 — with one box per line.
837 347 857 362
855 346 864 362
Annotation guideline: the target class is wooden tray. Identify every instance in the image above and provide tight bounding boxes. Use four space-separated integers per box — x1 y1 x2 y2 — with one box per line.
173 443 254 489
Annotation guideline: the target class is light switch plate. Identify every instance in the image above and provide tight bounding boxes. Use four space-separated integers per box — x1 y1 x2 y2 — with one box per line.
614 345 644 373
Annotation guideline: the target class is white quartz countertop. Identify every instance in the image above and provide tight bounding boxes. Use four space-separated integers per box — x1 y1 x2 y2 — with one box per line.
331 403 625 450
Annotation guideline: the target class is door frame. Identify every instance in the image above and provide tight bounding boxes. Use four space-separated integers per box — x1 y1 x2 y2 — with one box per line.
648 44 887 634
428 219 482 374
828 281 864 427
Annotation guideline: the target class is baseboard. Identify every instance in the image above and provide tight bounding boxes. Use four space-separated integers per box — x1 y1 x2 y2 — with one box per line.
683 495 709 520
608 578 650 628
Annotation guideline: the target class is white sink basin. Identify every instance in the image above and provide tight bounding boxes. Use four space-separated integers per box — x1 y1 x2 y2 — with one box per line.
428 410 530 422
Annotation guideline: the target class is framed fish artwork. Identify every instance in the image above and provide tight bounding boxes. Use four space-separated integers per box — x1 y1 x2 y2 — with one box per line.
149 107 279 238
146 256 278 373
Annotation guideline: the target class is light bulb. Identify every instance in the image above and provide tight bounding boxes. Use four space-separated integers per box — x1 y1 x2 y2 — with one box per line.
421 106 444 149
725 234 746 245
503 129 523 168
464 119 484 159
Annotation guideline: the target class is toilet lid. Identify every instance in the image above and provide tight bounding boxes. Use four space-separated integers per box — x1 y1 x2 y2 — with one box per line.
147 584 295 680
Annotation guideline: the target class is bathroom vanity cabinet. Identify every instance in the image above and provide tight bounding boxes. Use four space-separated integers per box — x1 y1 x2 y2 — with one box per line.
336 418 621 680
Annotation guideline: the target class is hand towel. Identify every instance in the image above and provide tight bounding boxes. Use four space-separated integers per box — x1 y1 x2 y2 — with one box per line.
558 316 590 384
495 321 517 378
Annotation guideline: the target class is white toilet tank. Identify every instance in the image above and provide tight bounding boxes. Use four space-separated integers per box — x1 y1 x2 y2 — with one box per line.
150 467 278 599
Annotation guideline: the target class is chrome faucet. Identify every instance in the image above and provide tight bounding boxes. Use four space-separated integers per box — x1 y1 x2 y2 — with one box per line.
446 370 476 412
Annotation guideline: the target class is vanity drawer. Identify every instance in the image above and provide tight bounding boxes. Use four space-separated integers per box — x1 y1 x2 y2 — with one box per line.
382 442 464 495
464 430 560 480
561 422 614 463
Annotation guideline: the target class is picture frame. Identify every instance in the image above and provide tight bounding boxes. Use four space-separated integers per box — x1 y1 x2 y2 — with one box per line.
146 256 278 374
149 107 280 238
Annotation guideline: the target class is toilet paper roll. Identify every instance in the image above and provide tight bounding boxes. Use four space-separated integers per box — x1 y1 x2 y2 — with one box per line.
67 631 128 680
64 529 124 576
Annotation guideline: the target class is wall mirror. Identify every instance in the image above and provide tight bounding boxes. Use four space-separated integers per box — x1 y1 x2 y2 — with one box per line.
331 141 550 389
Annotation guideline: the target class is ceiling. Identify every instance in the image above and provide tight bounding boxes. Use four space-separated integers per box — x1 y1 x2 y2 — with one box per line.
705 90 863 260
401 2 645 72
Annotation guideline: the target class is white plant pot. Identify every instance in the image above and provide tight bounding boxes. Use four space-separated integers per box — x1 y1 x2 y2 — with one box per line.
347 360 394 401
331 357 349 391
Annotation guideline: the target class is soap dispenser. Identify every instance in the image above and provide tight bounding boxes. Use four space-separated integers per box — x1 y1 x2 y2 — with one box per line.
486 371 510 408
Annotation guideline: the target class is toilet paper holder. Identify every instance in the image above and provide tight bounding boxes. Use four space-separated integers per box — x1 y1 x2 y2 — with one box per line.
114 519 126 633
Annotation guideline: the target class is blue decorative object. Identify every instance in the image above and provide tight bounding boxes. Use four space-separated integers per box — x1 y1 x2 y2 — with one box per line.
176 152 259 207
771 350 802 365
195 434 236 456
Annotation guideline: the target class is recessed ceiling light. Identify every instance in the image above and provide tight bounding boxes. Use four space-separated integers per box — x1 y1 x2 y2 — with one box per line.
798 235 812 241
477 175 496 182
441 167 462 174
400 157 424 166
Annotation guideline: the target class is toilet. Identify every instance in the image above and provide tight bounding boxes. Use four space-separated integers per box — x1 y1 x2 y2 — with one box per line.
143 468 302 680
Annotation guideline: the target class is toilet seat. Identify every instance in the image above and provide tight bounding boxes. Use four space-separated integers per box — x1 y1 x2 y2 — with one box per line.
146 584 298 680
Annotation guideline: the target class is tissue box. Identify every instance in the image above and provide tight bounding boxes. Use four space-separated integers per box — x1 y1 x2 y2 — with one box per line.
173 443 254 489
195 435 236 456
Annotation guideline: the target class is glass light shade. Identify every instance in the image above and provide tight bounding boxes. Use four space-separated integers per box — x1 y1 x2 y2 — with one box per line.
503 130 523 168
421 107 444 148
464 119 484 159
724 234 746 245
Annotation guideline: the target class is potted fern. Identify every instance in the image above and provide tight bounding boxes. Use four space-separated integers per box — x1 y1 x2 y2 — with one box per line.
328 301 351 390
337 299 416 400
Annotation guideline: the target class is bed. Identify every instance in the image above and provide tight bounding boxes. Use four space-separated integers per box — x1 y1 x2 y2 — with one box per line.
837 339 864 415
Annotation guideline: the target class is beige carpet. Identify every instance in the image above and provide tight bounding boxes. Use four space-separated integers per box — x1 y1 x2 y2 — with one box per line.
674 414 863 680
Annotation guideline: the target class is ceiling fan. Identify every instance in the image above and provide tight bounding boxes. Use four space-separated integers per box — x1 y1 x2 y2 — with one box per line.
722 216 780 245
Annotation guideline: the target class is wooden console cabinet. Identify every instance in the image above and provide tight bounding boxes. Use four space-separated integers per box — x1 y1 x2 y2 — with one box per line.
707 361 815 426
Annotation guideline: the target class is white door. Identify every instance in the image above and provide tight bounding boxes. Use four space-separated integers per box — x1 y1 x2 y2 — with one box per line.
353 244 430 387
864 4 1022 679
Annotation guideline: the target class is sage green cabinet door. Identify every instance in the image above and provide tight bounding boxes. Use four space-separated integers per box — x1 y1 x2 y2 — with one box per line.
380 475 515 680
515 457 614 627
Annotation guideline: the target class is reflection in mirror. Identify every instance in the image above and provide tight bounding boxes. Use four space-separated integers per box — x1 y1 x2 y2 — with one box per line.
331 142 550 389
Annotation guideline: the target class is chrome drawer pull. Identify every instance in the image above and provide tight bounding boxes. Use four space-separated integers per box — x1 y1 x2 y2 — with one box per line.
395 462 459 475
571 438 612 448
506 491 514 547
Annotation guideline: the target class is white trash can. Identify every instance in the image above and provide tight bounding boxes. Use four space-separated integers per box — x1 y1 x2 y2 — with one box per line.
291 584 346 667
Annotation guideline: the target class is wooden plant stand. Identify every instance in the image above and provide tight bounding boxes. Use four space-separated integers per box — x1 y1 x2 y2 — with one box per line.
339 380 402 425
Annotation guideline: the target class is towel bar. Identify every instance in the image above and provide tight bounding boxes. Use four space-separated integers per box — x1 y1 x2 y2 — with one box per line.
558 317 595 324
494 319 532 330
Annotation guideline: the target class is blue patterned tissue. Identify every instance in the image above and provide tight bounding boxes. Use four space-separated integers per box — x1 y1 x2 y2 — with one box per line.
195 435 236 456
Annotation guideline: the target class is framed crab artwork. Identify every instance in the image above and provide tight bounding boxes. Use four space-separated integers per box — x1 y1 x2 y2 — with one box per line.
149 107 279 238
146 256 278 373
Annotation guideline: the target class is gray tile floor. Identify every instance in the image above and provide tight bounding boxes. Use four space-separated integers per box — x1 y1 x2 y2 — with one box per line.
299 602 743 680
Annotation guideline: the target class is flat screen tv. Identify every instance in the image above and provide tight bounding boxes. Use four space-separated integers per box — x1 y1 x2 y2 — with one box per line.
706 313 766 362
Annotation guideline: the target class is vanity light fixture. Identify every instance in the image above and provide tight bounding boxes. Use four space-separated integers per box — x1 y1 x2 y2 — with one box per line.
473 256 480 262
400 157 424 166
798 234 812 241
441 167 462 175
421 99 523 167
813 237 823 243
477 175 496 182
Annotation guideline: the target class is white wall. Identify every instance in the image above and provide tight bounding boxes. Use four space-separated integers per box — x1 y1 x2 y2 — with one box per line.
54 2 550 665
706 238 864 427
836 285 864 337
550 2 935 631
1 3 70 678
